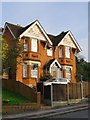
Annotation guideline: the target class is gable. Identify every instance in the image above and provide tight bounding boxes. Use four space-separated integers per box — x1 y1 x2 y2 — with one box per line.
58 31 82 52
20 20 52 45
25 24 46 41
60 34 76 48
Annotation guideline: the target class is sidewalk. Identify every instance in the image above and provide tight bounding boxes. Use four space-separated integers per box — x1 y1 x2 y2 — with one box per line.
2 102 88 119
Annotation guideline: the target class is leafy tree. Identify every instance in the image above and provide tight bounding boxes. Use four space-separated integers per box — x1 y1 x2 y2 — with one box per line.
76 57 90 82
2 35 22 79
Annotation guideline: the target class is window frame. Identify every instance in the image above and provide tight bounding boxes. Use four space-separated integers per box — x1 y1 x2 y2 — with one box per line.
23 63 28 77
24 38 28 51
59 47 63 58
47 47 52 56
31 63 38 78
66 67 71 80
65 46 70 58
31 38 38 52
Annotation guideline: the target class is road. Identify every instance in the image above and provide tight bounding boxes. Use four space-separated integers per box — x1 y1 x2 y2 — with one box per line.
48 108 89 118
8 108 88 120
2 104 89 120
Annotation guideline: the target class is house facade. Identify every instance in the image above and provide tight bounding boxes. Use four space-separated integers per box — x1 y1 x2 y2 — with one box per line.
3 20 82 87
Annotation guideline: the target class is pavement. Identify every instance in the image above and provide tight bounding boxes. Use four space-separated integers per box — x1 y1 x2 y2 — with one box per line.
2 102 89 119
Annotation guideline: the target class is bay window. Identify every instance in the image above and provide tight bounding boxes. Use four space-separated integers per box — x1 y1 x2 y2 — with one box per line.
32 38 38 52
59 47 63 57
24 38 28 51
47 48 52 56
65 46 70 58
31 63 38 78
66 67 71 79
23 63 28 77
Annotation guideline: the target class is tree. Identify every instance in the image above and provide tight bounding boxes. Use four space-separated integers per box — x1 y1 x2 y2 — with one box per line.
76 57 90 82
2 35 22 79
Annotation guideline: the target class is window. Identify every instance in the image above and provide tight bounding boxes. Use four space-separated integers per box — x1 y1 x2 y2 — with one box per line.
65 46 70 58
23 63 28 77
24 39 28 51
59 47 63 57
47 48 52 56
66 67 71 79
32 38 38 52
31 63 38 78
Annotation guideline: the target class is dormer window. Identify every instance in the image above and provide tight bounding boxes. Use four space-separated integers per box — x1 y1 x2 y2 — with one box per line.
47 47 52 56
24 38 28 51
65 46 70 58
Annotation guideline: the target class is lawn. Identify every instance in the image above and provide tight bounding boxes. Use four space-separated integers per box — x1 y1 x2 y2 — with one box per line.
2 89 34 105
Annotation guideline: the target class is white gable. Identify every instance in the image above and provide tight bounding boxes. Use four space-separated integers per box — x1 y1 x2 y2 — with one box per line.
60 34 76 48
20 21 52 45
58 31 82 52
25 24 46 41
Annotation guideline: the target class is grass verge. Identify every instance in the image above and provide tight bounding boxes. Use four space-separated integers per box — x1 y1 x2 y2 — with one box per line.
2 89 34 105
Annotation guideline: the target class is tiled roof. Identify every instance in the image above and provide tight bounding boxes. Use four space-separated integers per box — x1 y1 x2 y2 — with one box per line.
5 22 23 38
5 21 69 47
5 20 37 38
48 31 69 46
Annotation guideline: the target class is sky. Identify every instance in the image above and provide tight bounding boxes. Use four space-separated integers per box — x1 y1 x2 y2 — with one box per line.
1 2 88 61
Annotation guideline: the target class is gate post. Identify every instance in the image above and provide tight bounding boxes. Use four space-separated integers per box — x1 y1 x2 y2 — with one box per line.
51 83 53 107
67 83 69 104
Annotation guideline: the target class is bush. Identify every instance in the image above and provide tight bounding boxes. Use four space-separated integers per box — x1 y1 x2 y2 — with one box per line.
40 73 52 82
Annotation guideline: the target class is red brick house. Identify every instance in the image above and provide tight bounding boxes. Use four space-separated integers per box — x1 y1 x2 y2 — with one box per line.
3 20 82 87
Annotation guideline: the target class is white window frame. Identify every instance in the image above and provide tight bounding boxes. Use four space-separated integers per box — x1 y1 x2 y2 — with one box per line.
65 46 70 58
31 63 38 78
66 67 71 80
59 47 63 57
31 38 38 52
47 48 52 56
24 38 28 51
23 63 28 77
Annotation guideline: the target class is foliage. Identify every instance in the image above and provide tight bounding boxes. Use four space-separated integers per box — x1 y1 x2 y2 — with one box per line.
40 72 52 81
76 57 90 82
2 36 22 79
1 36 8 68
2 89 34 105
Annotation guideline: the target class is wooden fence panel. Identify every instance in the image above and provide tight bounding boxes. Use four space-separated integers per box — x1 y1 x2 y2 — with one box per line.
53 84 67 101
2 79 37 102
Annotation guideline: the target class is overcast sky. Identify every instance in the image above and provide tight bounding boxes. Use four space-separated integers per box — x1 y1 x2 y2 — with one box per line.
1 2 88 61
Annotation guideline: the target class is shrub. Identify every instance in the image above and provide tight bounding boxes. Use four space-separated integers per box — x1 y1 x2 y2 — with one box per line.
40 73 52 82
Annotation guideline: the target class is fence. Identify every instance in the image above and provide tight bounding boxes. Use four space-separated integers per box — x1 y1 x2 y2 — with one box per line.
2 79 40 103
37 81 90 106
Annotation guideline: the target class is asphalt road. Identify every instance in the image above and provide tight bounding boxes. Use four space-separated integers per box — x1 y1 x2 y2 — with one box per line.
4 108 88 120
48 108 89 118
